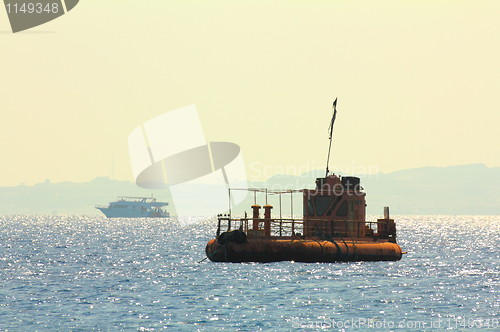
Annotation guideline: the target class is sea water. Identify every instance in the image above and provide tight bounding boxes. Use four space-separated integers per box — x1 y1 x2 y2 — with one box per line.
0 215 499 331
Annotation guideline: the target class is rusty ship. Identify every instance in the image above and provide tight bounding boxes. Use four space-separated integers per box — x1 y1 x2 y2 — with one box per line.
205 99 403 263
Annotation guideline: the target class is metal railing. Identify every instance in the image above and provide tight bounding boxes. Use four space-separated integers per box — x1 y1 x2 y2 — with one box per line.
216 216 387 239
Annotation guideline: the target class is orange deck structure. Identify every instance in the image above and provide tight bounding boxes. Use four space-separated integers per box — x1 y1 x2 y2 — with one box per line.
205 174 403 263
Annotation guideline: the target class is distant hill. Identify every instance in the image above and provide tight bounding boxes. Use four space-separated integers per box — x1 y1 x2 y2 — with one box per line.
0 164 499 216
362 163 500 215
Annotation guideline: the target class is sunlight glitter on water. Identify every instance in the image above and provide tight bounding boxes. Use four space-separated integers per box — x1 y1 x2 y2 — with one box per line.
0 215 499 330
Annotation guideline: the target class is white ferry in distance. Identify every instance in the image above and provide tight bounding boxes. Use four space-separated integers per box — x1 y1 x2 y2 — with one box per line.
95 196 170 218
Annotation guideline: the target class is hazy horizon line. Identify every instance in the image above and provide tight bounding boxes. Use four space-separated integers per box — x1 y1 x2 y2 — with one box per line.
3 162 495 188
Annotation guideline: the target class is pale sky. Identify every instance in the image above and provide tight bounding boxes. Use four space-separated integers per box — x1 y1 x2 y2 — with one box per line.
1 1 499 187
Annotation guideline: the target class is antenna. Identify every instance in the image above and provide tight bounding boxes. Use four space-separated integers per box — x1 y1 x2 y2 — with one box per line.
325 98 337 178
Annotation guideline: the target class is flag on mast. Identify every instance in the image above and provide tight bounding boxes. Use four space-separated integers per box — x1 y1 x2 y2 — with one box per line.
328 98 338 139
325 98 338 177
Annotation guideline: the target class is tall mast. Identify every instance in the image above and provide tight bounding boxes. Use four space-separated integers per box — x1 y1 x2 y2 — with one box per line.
325 98 337 178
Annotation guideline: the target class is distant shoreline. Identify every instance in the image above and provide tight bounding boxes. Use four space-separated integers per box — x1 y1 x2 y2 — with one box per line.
1 164 498 215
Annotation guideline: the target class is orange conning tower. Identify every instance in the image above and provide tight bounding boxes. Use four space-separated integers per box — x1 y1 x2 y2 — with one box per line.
303 174 366 238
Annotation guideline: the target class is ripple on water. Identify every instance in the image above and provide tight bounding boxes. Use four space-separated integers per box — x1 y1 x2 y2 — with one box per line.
0 215 499 330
